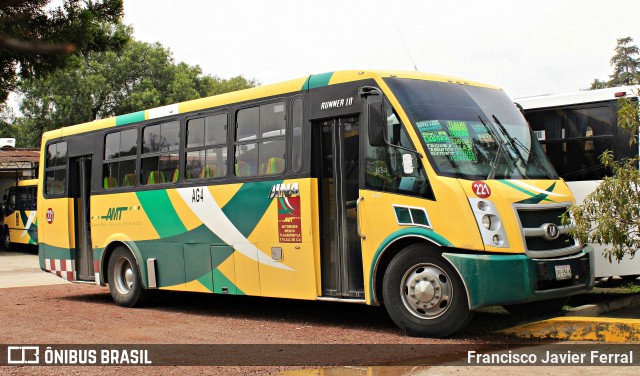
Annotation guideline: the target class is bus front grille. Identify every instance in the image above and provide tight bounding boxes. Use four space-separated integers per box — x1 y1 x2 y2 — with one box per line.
514 203 581 258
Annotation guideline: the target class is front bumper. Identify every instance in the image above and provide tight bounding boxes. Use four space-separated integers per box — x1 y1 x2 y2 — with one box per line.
443 245 594 310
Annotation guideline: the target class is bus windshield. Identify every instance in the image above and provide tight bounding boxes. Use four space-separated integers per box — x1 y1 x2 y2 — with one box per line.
385 78 558 180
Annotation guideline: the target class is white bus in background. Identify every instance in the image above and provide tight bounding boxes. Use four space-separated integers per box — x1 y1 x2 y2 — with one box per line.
517 86 640 281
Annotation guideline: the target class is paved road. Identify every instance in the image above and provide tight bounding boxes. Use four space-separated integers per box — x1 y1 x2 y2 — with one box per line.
0 248 68 288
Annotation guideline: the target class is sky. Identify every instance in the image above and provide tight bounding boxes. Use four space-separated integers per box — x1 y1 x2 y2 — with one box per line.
120 1 637 99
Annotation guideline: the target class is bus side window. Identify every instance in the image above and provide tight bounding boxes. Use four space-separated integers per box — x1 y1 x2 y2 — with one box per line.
45 142 67 195
235 102 286 178
185 113 228 180
365 104 434 200
141 121 179 185
291 97 303 173
103 128 137 189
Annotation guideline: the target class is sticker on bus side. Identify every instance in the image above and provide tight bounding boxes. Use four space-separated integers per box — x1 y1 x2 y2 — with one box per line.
46 208 54 224
472 181 491 199
278 196 302 243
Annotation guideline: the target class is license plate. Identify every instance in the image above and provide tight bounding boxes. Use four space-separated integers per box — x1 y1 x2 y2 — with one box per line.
555 264 572 280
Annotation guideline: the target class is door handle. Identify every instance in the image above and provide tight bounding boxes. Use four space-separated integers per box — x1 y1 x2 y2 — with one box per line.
356 196 365 240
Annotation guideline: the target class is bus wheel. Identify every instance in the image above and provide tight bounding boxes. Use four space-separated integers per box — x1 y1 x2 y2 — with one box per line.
107 247 148 307
382 244 473 337
503 296 569 316
2 226 11 251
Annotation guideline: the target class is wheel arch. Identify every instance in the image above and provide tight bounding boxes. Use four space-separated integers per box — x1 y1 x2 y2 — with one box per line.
370 228 457 305
100 240 145 287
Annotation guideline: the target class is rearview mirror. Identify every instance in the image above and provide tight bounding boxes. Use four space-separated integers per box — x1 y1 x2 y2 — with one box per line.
368 97 386 147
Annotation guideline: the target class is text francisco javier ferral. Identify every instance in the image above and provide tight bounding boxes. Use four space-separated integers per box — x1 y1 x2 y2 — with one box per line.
467 350 634 365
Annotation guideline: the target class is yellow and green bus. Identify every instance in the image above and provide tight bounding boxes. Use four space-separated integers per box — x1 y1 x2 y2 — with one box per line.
2 179 38 250
38 70 594 337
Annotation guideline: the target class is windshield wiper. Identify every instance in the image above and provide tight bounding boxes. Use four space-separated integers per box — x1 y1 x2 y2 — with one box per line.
492 115 554 179
478 116 517 179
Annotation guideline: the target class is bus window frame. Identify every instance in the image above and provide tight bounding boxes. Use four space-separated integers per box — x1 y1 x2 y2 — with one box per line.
139 117 181 187
290 95 305 174
526 101 620 181
233 98 288 180
43 140 69 198
102 125 140 191
183 109 231 182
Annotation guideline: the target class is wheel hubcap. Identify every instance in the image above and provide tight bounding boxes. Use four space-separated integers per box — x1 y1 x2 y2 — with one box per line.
114 257 134 295
401 263 453 319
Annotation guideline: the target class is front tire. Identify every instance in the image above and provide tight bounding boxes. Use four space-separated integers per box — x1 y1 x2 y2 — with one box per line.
382 244 473 337
107 247 148 307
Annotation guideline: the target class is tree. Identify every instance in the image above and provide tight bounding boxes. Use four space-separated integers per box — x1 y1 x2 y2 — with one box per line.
609 37 640 87
13 33 258 147
588 37 640 89
0 101 15 138
0 0 127 102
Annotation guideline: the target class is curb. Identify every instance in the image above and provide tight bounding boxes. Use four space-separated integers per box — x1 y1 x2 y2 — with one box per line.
564 294 640 317
499 293 640 343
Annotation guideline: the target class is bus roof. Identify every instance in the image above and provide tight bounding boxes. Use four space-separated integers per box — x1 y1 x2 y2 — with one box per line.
40 70 500 142
516 85 640 110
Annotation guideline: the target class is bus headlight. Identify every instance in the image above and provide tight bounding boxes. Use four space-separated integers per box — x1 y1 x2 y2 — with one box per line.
481 215 492 229
468 198 510 248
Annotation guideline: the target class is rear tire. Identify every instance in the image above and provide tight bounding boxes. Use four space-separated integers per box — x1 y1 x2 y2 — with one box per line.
107 247 148 307
3 226 11 251
503 296 569 316
382 244 473 337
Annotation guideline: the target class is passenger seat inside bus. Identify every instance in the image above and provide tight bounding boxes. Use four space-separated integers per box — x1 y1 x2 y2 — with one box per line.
122 174 136 187
103 177 118 189
200 165 218 179
147 171 166 185
235 161 252 177
260 157 284 175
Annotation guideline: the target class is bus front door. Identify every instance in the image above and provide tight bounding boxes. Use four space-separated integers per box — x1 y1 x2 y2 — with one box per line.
317 116 364 299
71 156 94 281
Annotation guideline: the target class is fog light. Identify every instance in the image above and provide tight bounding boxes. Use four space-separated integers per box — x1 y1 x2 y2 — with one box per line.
477 201 489 211
492 235 502 245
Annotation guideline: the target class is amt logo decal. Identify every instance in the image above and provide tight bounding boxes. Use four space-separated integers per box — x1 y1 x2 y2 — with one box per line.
92 206 141 221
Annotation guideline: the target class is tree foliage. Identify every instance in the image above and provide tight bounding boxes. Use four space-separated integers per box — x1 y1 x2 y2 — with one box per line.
14 31 258 147
589 37 640 89
0 0 127 102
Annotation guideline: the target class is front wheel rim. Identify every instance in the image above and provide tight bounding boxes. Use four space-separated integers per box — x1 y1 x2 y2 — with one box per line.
400 263 453 319
114 257 134 295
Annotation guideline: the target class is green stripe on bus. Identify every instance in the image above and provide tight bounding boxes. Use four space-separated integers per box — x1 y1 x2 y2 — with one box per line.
196 272 214 292
498 180 554 203
222 180 282 238
302 72 334 90
116 111 146 126
213 269 244 295
41 242 75 260
136 190 187 238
